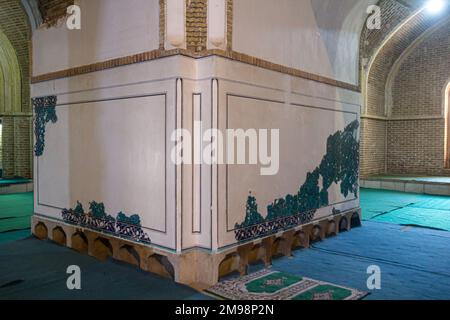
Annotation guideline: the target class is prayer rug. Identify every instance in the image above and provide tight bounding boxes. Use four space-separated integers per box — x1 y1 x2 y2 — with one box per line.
206 269 368 300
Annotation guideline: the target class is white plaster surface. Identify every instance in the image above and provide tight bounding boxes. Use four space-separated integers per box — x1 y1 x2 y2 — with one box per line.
32 0 160 76
232 0 377 85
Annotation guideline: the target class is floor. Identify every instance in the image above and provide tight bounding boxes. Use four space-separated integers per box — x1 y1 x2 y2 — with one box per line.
252 221 450 300
360 188 450 231
1 189 450 300
0 192 33 234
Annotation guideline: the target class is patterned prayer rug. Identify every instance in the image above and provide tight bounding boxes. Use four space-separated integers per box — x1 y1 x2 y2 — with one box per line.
206 269 368 300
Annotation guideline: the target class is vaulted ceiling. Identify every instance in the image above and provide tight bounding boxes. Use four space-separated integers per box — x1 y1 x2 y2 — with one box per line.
0 0 447 103
395 0 426 8
361 0 450 79
362 0 450 116
0 0 31 112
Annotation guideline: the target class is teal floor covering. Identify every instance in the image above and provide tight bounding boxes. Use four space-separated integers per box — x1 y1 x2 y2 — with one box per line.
1 189 449 242
0 192 33 236
1 189 450 299
360 188 450 231
1 222 450 299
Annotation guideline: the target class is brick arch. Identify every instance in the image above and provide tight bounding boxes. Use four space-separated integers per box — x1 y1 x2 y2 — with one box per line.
388 19 450 118
34 221 48 239
326 219 337 236
360 0 450 177
359 0 422 177
339 216 349 232
310 225 323 242
52 226 67 245
92 237 114 261
1 0 78 109
386 18 450 174
444 79 450 115
0 0 31 113
218 252 240 280
71 231 88 253
147 254 175 279
118 244 141 267
360 0 420 68
0 30 22 113
445 80 450 166
0 0 33 178
365 11 437 117
292 230 309 250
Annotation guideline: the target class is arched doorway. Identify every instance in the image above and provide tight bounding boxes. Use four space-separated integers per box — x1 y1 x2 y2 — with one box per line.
0 30 22 178
445 81 450 167
0 0 33 180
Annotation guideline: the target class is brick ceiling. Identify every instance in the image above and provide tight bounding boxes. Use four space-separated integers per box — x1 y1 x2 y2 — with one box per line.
361 0 450 116
395 0 426 8
0 0 446 100
0 0 31 112
361 0 450 75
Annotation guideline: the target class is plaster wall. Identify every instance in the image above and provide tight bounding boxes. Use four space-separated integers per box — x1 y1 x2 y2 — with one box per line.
232 0 376 85
32 55 361 252
32 0 160 76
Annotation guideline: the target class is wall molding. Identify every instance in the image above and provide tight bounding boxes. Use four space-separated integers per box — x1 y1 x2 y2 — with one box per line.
361 114 444 121
35 93 172 238
31 49 360 92
31 0 358 93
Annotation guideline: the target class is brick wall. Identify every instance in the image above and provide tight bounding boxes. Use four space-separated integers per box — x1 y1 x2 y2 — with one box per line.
387 19 450 174
186 0 207 52
360 0 411 67
360 0 450 177
0 0 31 113
360 118 387 176
0 0 33 178
360 0 413 177
1 116 32 178
387 119 445 174
1 117 15 178
13 117 32 178
390 20 450 118
367 12 433 117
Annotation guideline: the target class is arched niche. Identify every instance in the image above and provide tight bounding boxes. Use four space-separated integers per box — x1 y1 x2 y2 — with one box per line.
0 30 21 114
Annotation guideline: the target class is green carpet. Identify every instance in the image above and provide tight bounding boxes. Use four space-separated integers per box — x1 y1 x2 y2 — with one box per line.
372 207 450 231
360 188 428 220
206 269 368 300
0 192 33 234
361 188 450 231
